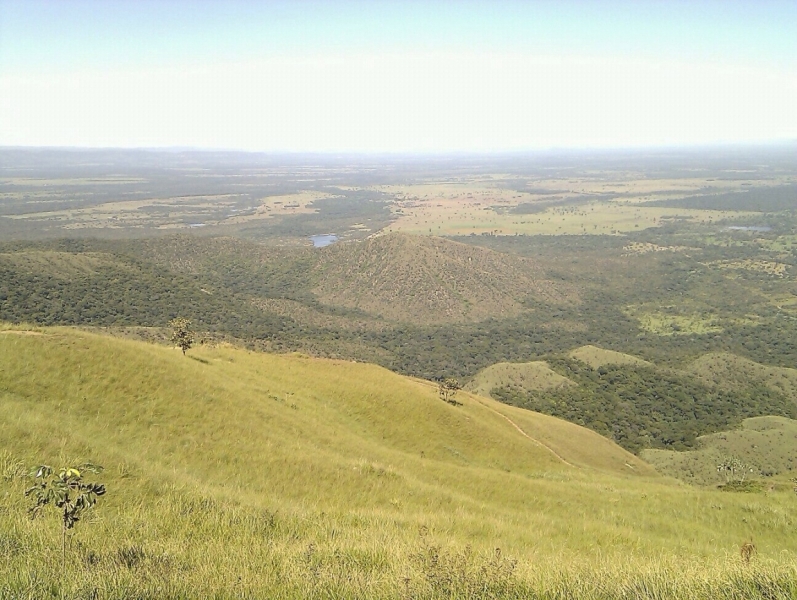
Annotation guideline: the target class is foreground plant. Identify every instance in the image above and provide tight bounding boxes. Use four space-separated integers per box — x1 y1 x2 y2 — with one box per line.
25 464 106 566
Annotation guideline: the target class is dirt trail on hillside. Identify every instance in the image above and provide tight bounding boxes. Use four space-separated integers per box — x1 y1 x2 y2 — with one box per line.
0 330 44 336
471 396 576 468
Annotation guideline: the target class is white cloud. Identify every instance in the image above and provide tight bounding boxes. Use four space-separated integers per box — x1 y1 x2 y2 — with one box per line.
2 53 795 151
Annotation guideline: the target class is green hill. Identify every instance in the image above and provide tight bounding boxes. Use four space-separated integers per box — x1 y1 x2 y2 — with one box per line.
0 241 291 337
493 350 797 454
465 360 574 398
313 233 575 323
642 416 797 485
569 345 651 369
687 352 797 404
3 326 797 598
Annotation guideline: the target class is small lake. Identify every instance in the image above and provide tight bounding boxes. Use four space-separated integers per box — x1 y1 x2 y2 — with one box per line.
310 234 338 248
725 226 772 232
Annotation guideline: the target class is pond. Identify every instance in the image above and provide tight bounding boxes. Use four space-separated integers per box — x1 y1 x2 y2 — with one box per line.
310 234 338 248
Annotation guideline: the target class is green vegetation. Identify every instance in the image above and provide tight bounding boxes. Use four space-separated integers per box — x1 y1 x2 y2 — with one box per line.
648 184 797 213
5 148 797 597
2 326 797 598
437 377 462 405
642 417 797 486
494 356 797 454
169 317 194 355
0 242 290 338
25 464 107 566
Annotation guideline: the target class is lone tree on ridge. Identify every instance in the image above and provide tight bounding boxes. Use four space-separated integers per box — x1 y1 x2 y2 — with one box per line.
438 377 462 405
169 317 194 355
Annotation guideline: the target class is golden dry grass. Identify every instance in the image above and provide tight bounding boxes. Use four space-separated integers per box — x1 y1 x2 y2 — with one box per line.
2 326 797 598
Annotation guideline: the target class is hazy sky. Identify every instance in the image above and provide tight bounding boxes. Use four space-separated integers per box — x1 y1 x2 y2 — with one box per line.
1 0 796 152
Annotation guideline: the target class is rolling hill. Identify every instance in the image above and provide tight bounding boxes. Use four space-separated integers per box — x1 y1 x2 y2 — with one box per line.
312 233 575 324
465 360 575 398
129 232 577 326
687 352 797 404
568 345 651 369
491 346 797 456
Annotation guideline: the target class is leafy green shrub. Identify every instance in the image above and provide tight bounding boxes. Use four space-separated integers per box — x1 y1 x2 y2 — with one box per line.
25 464 106 566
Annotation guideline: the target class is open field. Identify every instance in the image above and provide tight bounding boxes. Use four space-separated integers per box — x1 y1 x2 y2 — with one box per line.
374 175 769 236
2 326 797 598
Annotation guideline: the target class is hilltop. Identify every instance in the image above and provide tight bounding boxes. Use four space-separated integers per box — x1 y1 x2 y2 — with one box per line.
687 352 797 403
465 360 574 398
127 233 577 326
313 233 575 324
569 345 651 369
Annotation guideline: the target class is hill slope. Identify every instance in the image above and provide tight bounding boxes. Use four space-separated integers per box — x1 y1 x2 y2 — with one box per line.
493 349 797 454
313 233 575 323
3 327 797 599
0 325 652 497
642 416 797 485
687 352 797 405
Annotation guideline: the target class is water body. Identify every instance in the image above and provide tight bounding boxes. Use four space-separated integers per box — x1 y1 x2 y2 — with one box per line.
310 234 338 248
726 226 772 232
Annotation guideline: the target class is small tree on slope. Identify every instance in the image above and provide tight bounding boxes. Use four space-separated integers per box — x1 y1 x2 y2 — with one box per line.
26 464 106 567
438 378 462 405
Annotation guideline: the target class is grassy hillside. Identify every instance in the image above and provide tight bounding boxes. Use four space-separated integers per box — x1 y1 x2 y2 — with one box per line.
642 416 797 485
132 232 576 326
688 352 797 404
465 360 574 398
2 326 797 598
313 233 574 324
569 345 651 369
